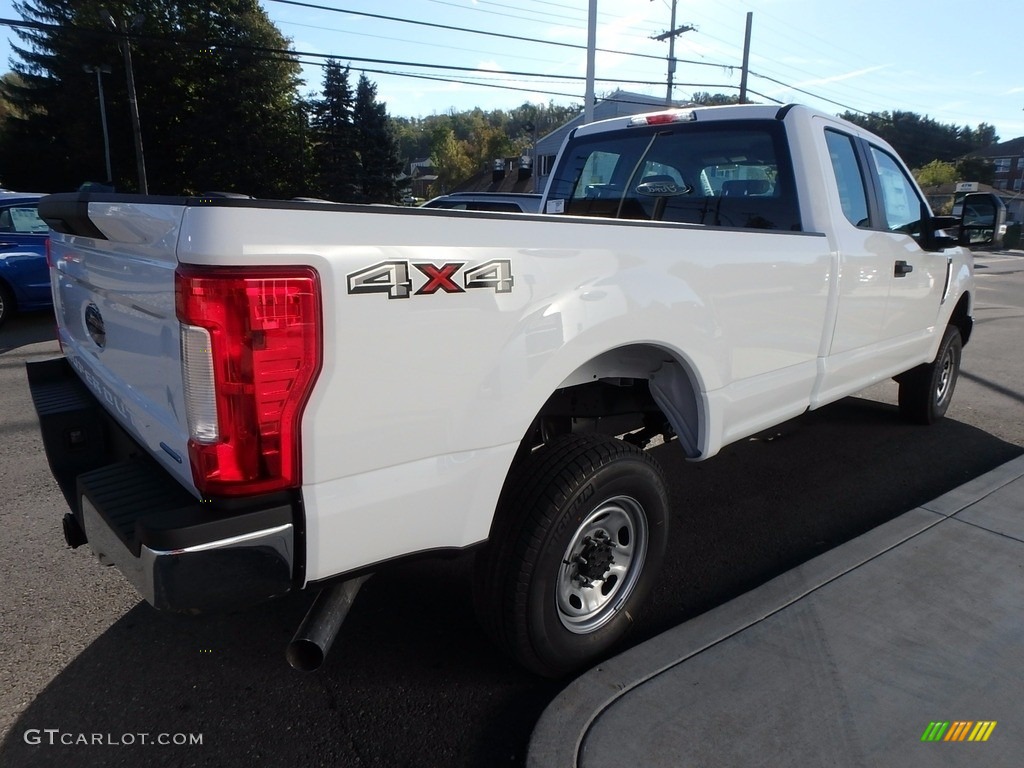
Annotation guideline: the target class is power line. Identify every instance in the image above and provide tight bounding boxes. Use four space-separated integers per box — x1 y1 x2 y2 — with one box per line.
295 54 743 108
683 6 994 127
0 13 893 123
266 0 673 64
421 0 672 45
748 70 868 116
423 0 589 28
277 20 564 66
0 15 725 90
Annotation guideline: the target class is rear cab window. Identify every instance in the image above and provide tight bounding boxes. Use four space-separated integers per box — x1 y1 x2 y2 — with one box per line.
824 130 871 228
546 120 802 231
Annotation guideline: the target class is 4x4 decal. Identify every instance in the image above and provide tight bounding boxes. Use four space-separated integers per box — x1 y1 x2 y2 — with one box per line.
347 259 514 299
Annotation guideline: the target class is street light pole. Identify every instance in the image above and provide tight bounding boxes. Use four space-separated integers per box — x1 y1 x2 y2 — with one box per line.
102 9 148 194
83 64 112 184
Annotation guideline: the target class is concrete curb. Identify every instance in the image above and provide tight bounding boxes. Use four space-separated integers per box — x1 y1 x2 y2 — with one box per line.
527 454 1024 767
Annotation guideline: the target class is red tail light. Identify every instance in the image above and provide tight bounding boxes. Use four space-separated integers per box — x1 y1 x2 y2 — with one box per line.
175 265 322 497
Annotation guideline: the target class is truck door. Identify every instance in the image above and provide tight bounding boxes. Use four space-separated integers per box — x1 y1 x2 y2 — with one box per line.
820 127 891 379
862 143 947 367
820 125 946 384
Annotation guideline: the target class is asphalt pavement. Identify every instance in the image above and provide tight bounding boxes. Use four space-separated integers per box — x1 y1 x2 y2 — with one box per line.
528 454 1024 768
2 250 1022 767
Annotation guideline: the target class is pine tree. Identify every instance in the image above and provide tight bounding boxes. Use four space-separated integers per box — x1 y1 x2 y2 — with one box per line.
310 61 360 202
353 73 401 203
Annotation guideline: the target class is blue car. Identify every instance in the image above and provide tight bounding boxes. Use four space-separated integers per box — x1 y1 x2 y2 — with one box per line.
0 192 50 328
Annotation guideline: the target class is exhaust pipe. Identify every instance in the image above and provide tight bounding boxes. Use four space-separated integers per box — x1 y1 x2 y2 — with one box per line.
286 575 370 672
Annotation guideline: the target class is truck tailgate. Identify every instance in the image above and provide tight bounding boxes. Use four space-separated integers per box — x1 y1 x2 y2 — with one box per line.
45 198 197 494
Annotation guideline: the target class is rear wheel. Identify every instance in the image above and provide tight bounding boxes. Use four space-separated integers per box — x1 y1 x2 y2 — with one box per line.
898 325 962 424
474 434 669 677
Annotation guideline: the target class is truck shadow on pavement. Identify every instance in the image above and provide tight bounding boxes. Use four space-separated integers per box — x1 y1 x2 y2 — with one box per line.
0 311 56 354
1 556 558 768
2 397 1021 768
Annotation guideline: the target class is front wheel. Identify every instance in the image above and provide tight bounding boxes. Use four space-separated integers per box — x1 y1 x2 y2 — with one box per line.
898 325 962 424
474 434 669 677
0 282 14 329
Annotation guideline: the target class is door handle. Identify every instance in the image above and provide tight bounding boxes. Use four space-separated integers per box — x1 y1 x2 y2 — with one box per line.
894 260 914 277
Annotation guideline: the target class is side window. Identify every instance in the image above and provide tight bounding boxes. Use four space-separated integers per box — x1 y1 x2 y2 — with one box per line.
824 130 870 228
3 206 47 234
869 147 922 233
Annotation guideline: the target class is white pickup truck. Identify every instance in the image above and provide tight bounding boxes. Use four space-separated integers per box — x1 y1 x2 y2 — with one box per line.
29 104 988 677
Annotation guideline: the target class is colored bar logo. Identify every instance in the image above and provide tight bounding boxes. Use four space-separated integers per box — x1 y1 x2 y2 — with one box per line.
921 721 997 742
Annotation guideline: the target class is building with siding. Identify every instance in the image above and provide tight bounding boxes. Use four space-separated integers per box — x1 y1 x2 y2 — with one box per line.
965 137 1024 194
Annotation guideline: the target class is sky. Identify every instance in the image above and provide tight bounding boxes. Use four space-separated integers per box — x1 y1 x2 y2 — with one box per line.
1 0 1022 141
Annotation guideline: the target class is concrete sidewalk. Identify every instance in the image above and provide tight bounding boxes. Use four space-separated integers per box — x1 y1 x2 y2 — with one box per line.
528 455 1024 768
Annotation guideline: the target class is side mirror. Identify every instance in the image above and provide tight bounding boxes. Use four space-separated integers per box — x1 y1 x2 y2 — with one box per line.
957 192 1006 248
919 202 958 251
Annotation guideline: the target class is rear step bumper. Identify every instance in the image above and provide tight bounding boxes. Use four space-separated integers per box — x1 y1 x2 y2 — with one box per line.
26 356 300 612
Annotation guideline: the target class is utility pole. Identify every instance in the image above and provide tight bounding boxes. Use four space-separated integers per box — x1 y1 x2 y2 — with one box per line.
739 12 753 104
651 0 695 106
585 0 597 123
83 64 113 184
102 9 148 194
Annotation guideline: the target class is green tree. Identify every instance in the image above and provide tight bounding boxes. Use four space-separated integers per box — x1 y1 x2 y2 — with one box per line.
838 110 999 169
955 157 995 186
689 91 742 106
392 115 433 164
0 73 28 122
429 123 473 195
165 2 307 197
1 0 307 195
352 72 401 203
913 160 958 187
310 61 359 201
390 101 581 187
963 122 997 149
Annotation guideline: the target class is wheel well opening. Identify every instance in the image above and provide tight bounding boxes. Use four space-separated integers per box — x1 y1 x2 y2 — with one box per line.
950 292 972 345
511 345 702 469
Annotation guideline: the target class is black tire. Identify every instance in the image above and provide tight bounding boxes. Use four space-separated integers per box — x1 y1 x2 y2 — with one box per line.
898 325 962 424
0 282 14 329
474 434 669 677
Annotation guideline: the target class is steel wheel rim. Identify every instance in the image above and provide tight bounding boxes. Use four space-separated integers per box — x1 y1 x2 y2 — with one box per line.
556 495 648 634
935 346 956 405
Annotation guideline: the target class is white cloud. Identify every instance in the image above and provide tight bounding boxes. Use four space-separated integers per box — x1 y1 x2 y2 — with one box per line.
793 64 889 89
